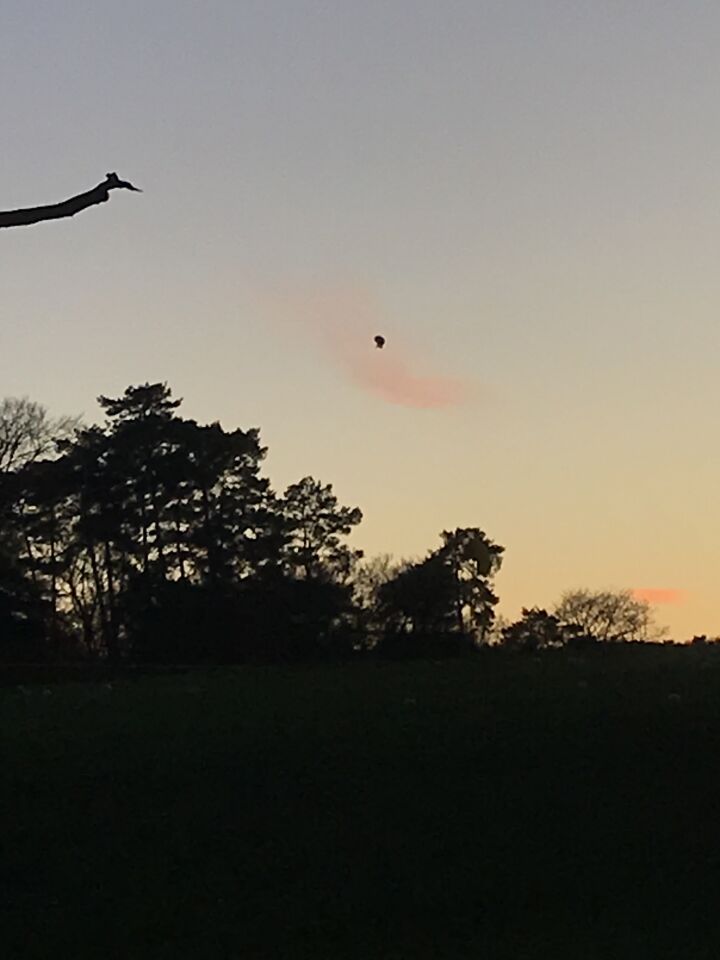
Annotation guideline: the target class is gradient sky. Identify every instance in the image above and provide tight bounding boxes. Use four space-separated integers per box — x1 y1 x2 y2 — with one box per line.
3 1 720 639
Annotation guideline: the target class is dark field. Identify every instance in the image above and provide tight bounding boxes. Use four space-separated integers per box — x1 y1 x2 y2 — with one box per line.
4 647 720 959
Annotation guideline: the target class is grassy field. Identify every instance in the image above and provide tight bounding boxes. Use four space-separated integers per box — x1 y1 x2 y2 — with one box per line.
3 646 720 959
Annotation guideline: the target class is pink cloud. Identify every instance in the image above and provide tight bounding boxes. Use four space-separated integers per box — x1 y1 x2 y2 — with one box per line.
328 324 467 409
631 588 686 605
258 283 472 410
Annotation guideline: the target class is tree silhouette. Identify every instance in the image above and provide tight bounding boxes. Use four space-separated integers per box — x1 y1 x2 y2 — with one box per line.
0 549 49 662
554 588 665 644
0 401 80 659
280 477 363 582
352 554 400 649
500 607 569 651
437 528 504 641
0 173 140 229
377 528 504 657
379 553 458 641
1 384 359 663
0 397 78 473
0 382 514 665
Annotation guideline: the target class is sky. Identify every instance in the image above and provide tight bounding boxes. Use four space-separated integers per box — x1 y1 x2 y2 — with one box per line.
3 0 720 639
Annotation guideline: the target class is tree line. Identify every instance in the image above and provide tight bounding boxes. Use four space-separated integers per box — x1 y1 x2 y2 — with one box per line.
0 383 670 666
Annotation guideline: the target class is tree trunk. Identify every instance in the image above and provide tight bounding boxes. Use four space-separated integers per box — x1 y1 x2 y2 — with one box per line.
87 543 110 656
103 540 120 662
49 505 59 658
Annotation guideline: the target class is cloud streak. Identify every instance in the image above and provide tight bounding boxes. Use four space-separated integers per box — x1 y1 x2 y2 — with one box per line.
631 588 686 605
328 322 467 409
259 283 471 410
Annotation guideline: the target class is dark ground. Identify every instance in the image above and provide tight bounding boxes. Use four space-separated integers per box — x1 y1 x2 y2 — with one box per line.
3 645 720 958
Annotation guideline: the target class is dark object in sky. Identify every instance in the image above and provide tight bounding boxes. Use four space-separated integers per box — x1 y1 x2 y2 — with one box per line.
0 172 142 229
374 335 385 349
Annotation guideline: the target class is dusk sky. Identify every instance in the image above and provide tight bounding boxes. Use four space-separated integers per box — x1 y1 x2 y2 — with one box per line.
3 1 720 638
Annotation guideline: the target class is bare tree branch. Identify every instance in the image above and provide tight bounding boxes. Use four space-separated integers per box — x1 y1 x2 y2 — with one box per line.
0 397 81 472
0 173 141 229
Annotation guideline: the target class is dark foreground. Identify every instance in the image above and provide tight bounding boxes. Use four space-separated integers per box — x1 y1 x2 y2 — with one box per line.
3 646 720 959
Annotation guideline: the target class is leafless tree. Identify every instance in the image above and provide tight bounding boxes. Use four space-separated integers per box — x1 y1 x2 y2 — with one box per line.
0 172 141 229
353 554 401 608
0 397 80 473
554 588 667 643
351 554 404 649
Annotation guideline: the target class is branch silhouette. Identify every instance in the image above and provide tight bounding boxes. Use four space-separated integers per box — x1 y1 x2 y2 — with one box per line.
0 173 141 229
